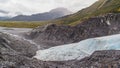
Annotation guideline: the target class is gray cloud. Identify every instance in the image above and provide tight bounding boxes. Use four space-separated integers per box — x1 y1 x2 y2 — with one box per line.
0 0 9 3
0 10 9 14
0 0 98 17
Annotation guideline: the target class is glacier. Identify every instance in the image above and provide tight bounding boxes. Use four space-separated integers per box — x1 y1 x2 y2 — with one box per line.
34 34 120 61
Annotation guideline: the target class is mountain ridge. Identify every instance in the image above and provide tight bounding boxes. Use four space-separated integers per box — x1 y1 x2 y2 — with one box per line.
50 0 120 25
7 7 72 21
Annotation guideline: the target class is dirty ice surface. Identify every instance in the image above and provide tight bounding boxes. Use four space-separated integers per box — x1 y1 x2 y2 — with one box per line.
34 34 120 61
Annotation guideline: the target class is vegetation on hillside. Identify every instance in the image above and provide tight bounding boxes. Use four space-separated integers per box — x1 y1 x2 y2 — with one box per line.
50 0 120 26
0 21 49 28
0 0 119 28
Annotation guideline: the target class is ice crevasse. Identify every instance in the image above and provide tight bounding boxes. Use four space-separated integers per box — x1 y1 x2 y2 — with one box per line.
34 34 120 61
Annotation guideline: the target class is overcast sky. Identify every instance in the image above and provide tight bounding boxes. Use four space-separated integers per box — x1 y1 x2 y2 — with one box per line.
0 0 98 17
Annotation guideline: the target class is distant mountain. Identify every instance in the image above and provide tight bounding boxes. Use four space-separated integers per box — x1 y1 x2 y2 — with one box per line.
7 7 72 21
0 16 10 20
0 10 10 20
50 0 120 25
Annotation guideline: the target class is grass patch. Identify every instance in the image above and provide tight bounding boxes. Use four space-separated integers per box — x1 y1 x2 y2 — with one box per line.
0 21 49 28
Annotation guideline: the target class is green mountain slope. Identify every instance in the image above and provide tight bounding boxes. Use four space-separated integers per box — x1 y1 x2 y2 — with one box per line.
0 0 119 28
51 0 120 26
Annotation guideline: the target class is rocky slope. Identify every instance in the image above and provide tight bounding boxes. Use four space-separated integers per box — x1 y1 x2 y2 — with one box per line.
26 13 120 49
63 50 120 68
1 40 120 68
0 28 120 68
0 32 38 57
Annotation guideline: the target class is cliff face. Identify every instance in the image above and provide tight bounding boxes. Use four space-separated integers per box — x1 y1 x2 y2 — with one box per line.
26 13 120 49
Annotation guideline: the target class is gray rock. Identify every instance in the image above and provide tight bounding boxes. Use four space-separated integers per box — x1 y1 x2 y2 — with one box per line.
1 45 120 68
1 13 120 68
0 32 38 57
26 13 120 49
72 50 120 68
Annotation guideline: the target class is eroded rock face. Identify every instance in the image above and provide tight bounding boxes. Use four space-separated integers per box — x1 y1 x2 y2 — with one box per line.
0 32 38 57
1 33 120 68
26 13 120 49
0 32 69 68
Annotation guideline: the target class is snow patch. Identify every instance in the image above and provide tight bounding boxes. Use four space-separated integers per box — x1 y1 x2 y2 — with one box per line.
106 20 111 25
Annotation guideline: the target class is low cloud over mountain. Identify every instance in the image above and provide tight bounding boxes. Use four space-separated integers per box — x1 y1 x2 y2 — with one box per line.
0 0 97 17
7 7 72 21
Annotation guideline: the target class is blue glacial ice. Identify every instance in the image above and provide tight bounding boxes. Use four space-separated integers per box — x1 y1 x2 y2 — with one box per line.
34 34 120 61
